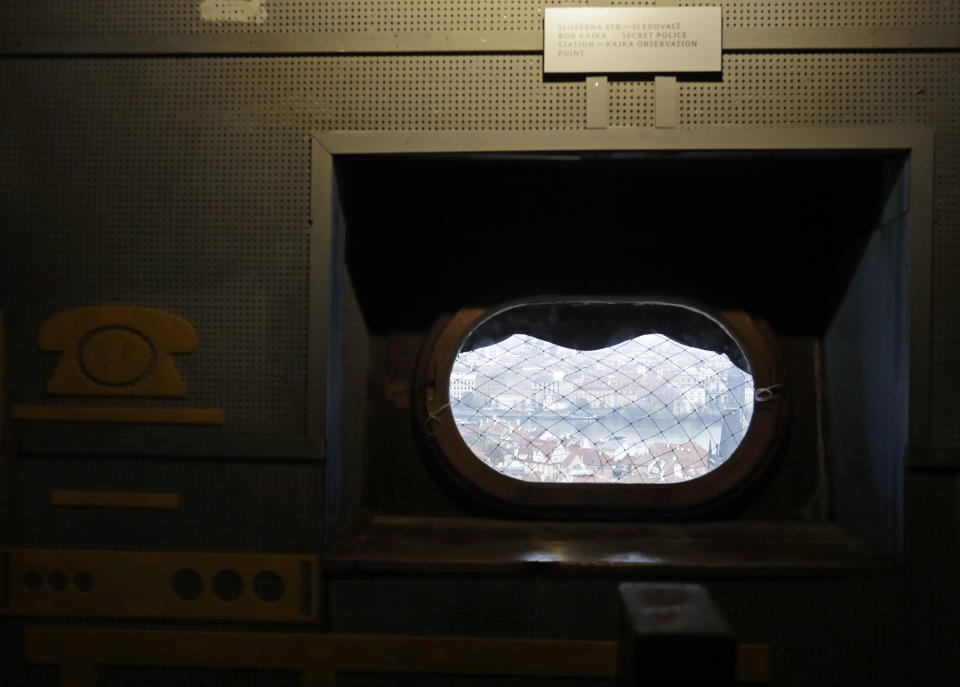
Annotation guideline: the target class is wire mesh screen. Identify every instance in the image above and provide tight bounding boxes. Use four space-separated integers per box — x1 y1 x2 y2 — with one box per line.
451 328 754 485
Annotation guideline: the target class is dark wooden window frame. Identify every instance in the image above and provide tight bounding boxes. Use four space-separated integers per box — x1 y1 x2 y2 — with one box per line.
314 129 932 572
416 298 789 516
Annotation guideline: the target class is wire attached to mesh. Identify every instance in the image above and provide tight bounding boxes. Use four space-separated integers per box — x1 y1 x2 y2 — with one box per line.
424 402 451 437
754 384 785 402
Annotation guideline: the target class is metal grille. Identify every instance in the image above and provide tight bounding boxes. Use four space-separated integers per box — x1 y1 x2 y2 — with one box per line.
451 333 754 484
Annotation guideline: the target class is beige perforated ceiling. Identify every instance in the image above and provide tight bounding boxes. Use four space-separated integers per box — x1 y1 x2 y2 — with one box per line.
681 53 958 130
686 0 960 27
0 0 607 34
3 0 959 33
320 56 589 130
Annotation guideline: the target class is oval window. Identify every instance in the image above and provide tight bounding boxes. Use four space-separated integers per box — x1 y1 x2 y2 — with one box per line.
418 299 787 515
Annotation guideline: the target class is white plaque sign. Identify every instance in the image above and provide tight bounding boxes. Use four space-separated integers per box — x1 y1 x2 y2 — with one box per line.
544 7 722 74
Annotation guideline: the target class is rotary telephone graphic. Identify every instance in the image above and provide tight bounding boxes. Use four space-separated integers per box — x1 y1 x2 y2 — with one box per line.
38 306 196 397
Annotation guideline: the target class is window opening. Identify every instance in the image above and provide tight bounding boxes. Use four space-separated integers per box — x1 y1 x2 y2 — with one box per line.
451 331 754 485
419 299 786 514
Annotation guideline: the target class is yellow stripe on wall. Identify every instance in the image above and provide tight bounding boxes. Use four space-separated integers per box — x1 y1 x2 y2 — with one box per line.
49 491 180 509
12 406 224 424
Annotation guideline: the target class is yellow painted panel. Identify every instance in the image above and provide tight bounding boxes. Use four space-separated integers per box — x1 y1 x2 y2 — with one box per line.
38 306 195 397
49 491 180 509
24 629 771 683
3 549 318 622
12 406 224 424
737 643 772 684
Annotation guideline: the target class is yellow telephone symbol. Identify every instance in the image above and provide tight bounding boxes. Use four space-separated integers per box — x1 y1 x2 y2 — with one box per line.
38 307 196 397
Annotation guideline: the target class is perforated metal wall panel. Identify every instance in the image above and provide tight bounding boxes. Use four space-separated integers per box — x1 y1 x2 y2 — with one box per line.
0 1 621 34
3 1 960 33
0 624 57 686
709 579 905 686
905 472 960 683
690 0 960 27
0 56 313 438
1 457 321 551
327 577 904 685
0 2 958 686
675 51 960 443
329 578 620 639
3 51 958 436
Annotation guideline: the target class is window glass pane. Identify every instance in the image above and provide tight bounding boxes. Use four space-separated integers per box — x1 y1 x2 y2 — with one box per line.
450 314 754 484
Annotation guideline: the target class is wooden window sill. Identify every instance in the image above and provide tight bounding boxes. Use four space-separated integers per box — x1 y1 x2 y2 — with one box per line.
325 515 894 578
